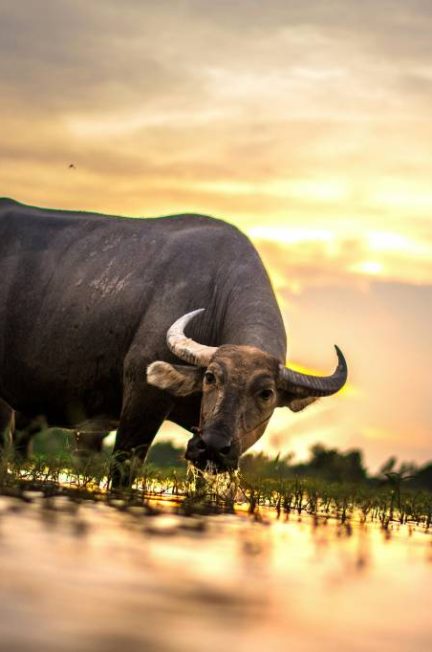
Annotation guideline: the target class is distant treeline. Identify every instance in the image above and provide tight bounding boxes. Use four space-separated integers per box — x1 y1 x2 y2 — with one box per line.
146 440 432 491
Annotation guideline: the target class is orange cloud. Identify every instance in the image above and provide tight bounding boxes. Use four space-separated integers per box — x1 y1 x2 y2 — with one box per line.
2 0 431 471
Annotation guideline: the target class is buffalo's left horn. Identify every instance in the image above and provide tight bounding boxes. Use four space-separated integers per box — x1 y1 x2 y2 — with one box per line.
167 309 218 367
279 345 347 396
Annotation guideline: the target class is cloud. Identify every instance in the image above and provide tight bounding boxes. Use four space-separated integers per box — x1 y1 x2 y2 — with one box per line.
253 236 432 293
2 0 432 239
0 1 199 116
2 0 431 120
1 0 431 471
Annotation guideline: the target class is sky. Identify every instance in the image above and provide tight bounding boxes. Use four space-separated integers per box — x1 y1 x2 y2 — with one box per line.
1 0 431 471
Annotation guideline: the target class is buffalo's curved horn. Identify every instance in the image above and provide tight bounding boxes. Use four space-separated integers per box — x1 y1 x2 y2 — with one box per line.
167 309 218 367
279 345 347 397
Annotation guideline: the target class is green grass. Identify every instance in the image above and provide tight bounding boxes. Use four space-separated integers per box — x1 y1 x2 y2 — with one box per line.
239 475 432 529
0 449 431 529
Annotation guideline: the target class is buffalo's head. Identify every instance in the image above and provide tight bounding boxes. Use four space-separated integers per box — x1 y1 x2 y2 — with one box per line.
147 309 347 473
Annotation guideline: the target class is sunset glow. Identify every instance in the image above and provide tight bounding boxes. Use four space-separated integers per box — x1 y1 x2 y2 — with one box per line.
1 0 431 471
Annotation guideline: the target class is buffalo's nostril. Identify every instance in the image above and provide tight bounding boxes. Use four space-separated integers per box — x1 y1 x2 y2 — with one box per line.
220 446 231 456
196 439 207 452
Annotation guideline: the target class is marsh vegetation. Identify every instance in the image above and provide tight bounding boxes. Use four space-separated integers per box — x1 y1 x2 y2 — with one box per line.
2 435 431 529
1 436 431 652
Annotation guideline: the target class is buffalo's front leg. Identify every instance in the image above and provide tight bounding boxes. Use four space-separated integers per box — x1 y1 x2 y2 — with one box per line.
111 381 172 489
0 402 36 459
0 398 14 452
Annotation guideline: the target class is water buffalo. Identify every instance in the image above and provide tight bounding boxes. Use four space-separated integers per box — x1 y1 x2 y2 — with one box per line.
0 198 347 482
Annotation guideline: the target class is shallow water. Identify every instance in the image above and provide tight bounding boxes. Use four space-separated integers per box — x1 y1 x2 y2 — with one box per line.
0 492 430 652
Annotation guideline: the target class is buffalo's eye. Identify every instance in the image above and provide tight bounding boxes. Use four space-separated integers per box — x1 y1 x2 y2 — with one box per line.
204 371 216 385
259 389 274 401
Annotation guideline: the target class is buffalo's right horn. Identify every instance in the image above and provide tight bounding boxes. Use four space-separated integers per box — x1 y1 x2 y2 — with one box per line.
279 345 348 397
166 309 218 367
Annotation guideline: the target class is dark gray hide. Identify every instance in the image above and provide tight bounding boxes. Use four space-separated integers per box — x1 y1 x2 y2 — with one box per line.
0 198 346 480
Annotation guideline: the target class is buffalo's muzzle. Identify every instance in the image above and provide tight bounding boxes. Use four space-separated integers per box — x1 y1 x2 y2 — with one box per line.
185 433 238 473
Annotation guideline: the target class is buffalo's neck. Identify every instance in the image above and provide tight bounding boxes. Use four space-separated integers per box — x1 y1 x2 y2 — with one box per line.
204 262 287 363
220 295 287 362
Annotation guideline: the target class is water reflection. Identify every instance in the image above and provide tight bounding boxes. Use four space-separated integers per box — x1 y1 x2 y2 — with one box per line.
0 493 430 652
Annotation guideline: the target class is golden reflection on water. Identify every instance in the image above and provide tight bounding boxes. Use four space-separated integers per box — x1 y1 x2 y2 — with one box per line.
0 493 430 652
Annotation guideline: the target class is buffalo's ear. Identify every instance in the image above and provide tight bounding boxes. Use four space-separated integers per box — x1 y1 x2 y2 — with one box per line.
146 361 203 396
277 391 318 412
